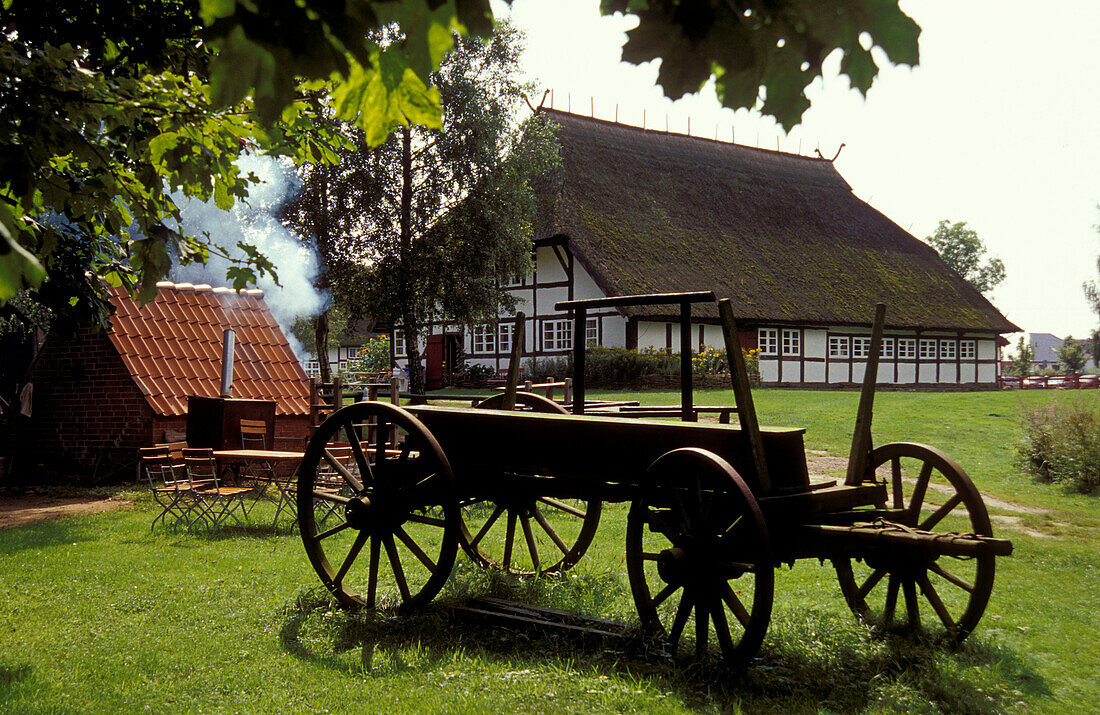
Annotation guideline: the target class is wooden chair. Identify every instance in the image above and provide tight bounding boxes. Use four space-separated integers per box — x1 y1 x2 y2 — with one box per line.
238 419 277 484
278 445 353 528
141 446 207 532
182 448 256 531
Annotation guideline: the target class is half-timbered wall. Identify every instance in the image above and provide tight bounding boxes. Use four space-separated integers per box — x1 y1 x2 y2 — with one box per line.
398 242 1003 387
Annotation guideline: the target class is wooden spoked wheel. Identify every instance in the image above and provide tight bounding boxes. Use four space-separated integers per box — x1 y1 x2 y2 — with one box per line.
298 402 459 612
457 392 602 575
834 442 996 642
627 448 774 666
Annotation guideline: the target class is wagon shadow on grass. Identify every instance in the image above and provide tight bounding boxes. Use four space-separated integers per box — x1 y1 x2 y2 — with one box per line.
277 569 1048 714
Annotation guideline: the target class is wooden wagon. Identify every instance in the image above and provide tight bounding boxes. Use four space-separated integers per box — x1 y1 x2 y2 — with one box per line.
296 293 1012 665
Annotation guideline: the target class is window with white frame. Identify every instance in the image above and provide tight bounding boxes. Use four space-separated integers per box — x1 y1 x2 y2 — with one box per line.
338 360 347 374
897 338 916 359
471 324 494 354
498 322 514 354
758 328 778 355
960 340 976 359
919 338 937 360
781 329 800 356
306 360 320 378
828 335 850 358
940 340 957 360
852 336 871 359
393 331 406 357
543 319 572 351
585 317 598 346
502 273 524 287
881 338 895 358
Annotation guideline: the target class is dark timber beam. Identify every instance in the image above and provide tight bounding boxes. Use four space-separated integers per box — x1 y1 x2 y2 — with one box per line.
718 299 770 493
845 303 887 485
502 312 525 412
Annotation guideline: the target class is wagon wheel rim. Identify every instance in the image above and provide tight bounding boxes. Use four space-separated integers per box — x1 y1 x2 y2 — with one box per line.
834 442 996 642
457 391 602 576
298 401 458 612
626 448 774 666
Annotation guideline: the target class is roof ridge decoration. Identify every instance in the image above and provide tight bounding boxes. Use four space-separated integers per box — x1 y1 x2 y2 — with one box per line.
539 107 828 163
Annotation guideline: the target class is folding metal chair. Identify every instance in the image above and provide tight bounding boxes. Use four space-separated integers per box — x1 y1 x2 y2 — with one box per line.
183 448 256 531
141 446 209 532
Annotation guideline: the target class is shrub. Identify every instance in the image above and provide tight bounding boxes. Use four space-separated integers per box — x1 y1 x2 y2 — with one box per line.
1017 397 1100 494
346 336 391 378
461 363 496 387
524 345 760 386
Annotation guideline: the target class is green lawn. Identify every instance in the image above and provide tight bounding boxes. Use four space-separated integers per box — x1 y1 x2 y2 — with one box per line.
1 389 1097 713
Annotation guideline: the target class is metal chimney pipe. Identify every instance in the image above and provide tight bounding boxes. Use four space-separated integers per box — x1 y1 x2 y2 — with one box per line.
220 329 235 397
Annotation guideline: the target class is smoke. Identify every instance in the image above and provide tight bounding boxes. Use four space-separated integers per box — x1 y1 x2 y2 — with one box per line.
169 154 328 361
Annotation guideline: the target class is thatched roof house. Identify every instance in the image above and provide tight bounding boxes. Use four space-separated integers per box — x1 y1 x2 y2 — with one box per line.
403 109 1017 388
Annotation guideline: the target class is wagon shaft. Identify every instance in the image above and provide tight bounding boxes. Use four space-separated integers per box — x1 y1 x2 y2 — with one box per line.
800 522 1014 559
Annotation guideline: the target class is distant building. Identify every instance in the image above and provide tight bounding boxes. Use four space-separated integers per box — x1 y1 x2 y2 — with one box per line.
1029 333 1064 371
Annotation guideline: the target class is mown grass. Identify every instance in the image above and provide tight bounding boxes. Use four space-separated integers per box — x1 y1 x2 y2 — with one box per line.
1 388 1097 713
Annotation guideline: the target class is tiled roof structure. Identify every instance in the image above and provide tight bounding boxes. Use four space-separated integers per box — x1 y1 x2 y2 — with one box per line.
106 281 310 416
537 109 1018 333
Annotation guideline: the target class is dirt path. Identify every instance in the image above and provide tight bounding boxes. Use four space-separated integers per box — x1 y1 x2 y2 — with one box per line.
0 494 131 530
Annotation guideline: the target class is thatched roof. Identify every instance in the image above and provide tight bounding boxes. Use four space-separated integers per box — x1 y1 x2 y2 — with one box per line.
537 109 1017 333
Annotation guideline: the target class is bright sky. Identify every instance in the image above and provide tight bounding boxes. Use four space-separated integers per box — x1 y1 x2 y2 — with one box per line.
492 0 1100 342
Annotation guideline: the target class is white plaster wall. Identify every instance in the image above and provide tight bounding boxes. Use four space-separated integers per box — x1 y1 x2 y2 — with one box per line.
852 362 866 383
703 324 724 349
535 246 567 282
601 314 627 348
978 363 997 382
539 286 570 311
959 362 978 383
897 363 917 383
780 360 800 382
939 363 957 383
805 361 826 383
572 262 605 301
918 363 937 384
828 362 848 382
637 321 667 351
877 363 894 383
977 340 996 360
804 329 827 359
760 358 779 382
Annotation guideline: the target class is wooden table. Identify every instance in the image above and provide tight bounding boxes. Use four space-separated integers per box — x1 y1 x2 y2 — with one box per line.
213 449 304 527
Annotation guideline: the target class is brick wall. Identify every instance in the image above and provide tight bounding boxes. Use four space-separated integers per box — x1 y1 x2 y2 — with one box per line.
274 415 311 452
27 328 154 481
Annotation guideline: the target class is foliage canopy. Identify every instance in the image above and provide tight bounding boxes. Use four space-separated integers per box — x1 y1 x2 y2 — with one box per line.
925 220 1005 295
1 0 924 320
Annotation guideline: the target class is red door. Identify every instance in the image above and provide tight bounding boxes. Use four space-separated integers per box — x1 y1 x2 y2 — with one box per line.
425 334 444 390
424 334 459 390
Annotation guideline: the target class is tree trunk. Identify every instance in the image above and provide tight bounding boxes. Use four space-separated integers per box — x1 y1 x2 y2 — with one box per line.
315 310 331 383
398 125 426 401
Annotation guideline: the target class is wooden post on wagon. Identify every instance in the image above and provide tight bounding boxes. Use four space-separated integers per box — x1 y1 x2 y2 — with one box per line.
501 312 525 412
845 303 887 486
718 299 770 493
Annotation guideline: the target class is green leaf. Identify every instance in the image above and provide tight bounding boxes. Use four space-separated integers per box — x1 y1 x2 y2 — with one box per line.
840 48 877 95
199 0 237 26
0 213 47 302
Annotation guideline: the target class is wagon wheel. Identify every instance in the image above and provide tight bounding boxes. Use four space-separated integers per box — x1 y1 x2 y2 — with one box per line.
627 448 774 666
834 442 995 642
457 391 602 575
298 402 459 612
